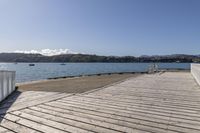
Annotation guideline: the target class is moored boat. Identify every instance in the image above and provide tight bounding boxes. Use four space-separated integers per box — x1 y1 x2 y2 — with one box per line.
29 64 35 66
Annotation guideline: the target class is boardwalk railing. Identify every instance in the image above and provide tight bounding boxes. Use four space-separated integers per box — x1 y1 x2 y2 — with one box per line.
0 71 16 102
148 64 159 73
191 63 200 86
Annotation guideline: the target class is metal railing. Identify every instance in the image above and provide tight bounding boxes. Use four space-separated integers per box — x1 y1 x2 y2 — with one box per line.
0 71 16 102
191 63 200 86
148 64 159 74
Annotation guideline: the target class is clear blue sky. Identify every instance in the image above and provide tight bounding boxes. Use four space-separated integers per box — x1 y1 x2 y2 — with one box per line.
0 0 199 56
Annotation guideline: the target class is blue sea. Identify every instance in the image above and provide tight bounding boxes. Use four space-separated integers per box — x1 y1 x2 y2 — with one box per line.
0 63 190 83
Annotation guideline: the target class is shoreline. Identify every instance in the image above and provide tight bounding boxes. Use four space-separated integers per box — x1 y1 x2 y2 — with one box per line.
16 69 189 86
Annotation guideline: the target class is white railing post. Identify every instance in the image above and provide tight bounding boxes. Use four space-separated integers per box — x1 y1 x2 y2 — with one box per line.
191 63 200 86
0 71 16 102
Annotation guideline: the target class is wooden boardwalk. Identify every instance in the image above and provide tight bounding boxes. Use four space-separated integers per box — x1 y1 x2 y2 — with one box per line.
0 72 200 133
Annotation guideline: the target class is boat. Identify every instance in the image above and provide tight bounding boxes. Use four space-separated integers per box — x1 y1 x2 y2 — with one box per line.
29 64 35 66
60 63 66 65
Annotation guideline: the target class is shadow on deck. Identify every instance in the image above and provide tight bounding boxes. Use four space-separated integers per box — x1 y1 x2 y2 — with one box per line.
0 90 22 122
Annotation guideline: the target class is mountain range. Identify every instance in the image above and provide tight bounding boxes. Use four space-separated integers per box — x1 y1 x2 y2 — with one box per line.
0 53 199 63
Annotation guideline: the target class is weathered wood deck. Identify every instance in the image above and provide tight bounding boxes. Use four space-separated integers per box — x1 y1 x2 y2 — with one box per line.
0 72 200 133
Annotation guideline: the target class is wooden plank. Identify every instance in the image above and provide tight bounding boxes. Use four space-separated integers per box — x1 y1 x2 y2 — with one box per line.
51 100 200 123
5 91 49 103
63 96 200 115
0 116 40 133
22 108 136 133
82 94 200 109
38 104 198 126
0 93 72 115
57 99 200 130
10 111 93 133
44 101 200 133
36 104 200 133
84 94 200 108
1 93 72 114
0 126 14 133
57 99 200 119
41 102 200 127
116 85 200 92
77 94 200 111
65 95 200 112
8 92 60 103
2 113 65 133
0 92 61 109
92 87 200 96
90 92 200 103
30 105 168 133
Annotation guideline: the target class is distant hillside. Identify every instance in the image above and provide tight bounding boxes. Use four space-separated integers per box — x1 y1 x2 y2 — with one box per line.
0 53 199 63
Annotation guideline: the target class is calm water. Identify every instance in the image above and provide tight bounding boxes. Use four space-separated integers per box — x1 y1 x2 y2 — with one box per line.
0 63 190 83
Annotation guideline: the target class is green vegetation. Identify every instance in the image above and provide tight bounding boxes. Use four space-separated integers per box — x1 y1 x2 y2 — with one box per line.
0 53 199 63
